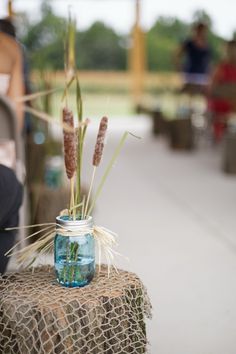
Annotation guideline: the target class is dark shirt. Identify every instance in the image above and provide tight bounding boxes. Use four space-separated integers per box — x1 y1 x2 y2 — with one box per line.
183 39 211 75
0 164 22 228
0 165 23 274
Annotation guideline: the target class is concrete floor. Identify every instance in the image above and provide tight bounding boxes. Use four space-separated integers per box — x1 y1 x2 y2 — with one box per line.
86 115 236 354
9 115 236 354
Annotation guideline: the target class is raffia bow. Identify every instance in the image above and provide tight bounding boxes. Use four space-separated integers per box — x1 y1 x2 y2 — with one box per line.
5 223 122 275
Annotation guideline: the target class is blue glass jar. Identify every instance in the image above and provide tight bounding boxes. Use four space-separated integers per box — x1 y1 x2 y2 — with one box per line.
54 216 95 287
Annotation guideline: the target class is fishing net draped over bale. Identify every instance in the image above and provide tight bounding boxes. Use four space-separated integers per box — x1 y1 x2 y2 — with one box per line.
0 265 152 354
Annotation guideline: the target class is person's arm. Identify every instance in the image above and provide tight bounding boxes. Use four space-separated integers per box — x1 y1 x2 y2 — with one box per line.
7 44 24 131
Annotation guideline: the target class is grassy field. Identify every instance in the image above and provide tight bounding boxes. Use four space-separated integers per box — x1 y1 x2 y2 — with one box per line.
31 71 205 120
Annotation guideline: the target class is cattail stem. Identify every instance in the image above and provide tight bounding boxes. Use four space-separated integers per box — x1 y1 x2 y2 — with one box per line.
65 85 68 108
69 201 83 212
76 126 82 207
75 120 89 210
81 195 86 219
84 166 96 217
70 176 75 219
72 177 76 220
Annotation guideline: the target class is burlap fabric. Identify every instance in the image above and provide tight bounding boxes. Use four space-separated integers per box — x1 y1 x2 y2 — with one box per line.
0 265 151 354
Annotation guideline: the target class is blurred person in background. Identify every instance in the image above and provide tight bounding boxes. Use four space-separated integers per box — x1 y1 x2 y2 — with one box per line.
175 22 212 94
0 24 24 129
208 39 236 142
0 18 32 135
0 22 24 273
0 18 15 37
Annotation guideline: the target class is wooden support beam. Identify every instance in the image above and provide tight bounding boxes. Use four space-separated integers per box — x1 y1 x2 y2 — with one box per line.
8 0 14 18
129 0 146 106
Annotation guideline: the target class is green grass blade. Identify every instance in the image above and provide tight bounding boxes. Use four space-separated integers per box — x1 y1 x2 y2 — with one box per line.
76 74 83 122
61 75 75 102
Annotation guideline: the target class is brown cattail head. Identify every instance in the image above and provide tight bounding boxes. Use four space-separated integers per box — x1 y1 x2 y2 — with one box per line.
63 107 77 179
93 116 108 167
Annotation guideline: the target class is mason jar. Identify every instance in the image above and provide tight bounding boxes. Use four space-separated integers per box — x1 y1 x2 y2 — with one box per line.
54 216 95 287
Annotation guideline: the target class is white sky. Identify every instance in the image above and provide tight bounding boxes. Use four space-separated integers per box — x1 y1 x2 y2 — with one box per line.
0 0 236 39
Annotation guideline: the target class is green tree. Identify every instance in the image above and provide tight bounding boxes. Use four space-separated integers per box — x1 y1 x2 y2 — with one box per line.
146 17 189 71
19 4 225 73
21 1 66 70
76 22 126 70
20 6 126 71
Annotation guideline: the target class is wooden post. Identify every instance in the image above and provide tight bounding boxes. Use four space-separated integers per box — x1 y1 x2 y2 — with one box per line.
8 0 14 18
129 0 146 106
